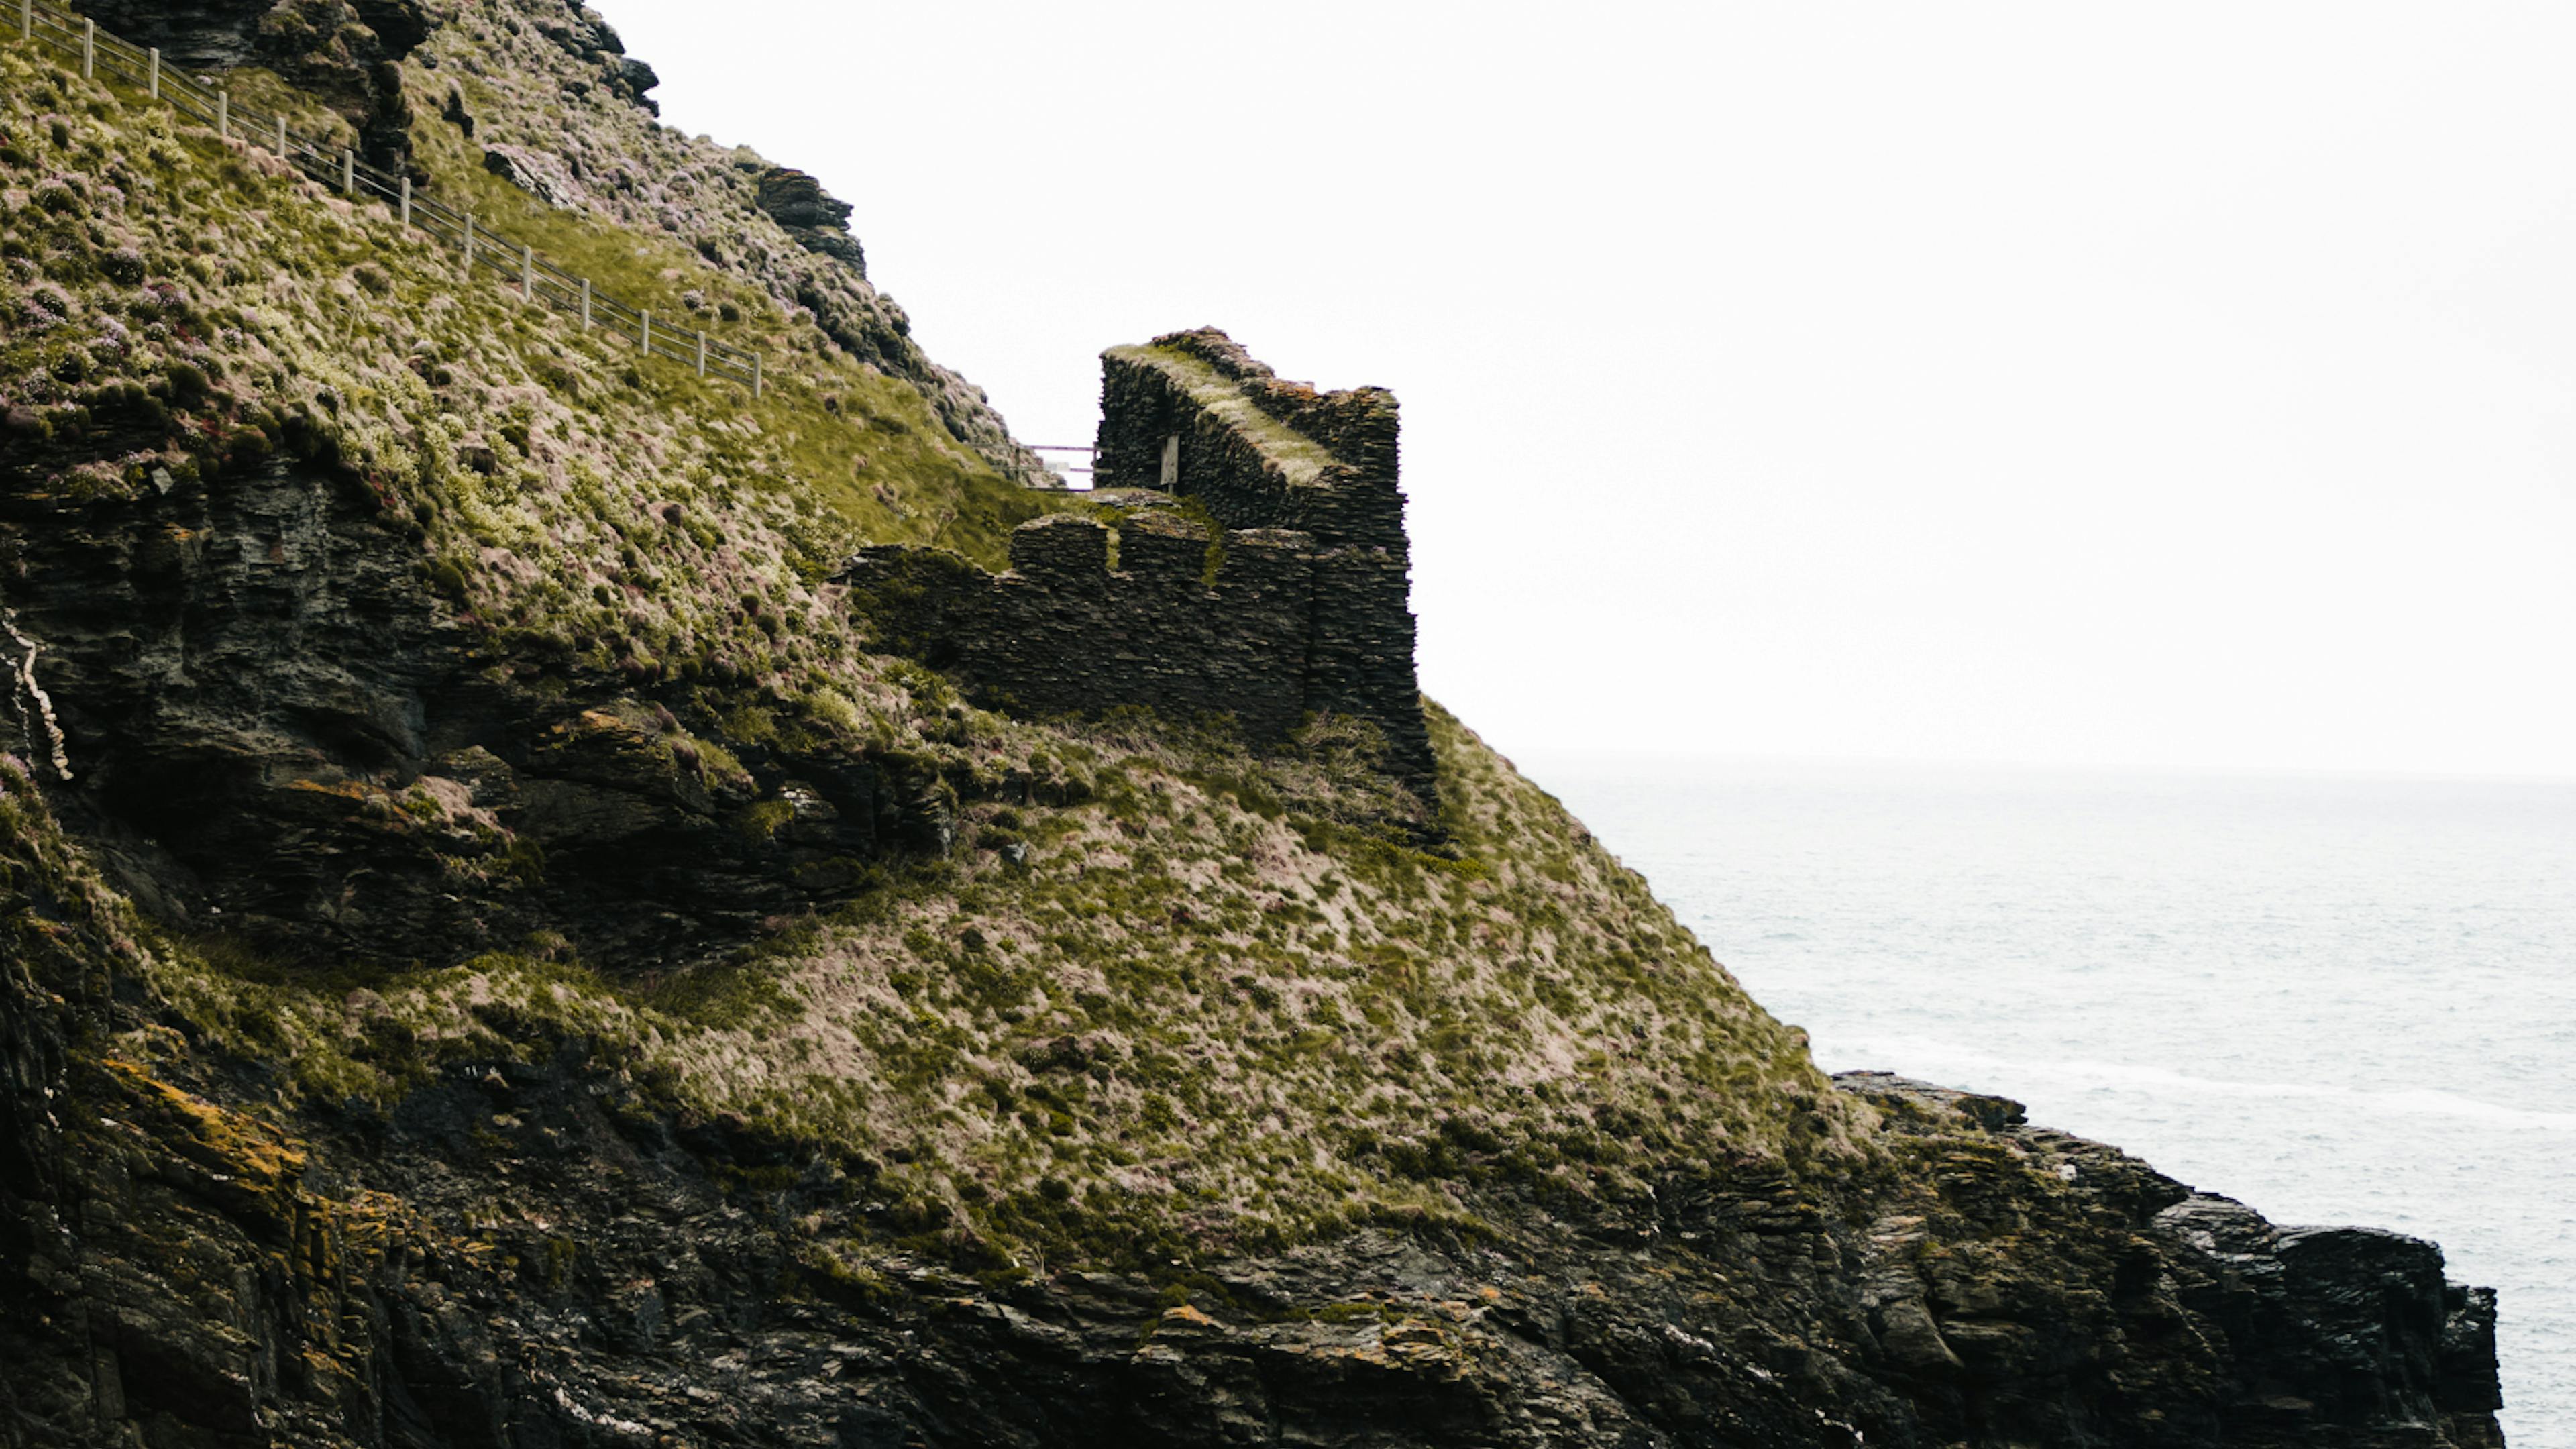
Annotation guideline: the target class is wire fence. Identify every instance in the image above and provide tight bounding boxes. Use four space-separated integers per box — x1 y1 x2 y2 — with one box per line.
1030 445 1094 475
12 0 765 397
1024 444 1095 491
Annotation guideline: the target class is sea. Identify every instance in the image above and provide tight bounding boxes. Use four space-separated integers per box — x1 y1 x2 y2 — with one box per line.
1524 756 2575 1447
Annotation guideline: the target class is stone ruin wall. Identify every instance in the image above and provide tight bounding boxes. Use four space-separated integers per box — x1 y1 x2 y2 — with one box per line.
842 506 1319 747
1093 329 1405 553
840 329 1436 799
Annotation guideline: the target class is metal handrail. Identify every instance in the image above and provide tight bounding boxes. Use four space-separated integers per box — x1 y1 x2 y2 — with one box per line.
10 0 766 398
1027 445 1095 480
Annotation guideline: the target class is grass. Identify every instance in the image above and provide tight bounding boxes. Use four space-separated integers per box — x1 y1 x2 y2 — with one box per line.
1108 343 1339 486
59 688 1871 1274
1 25 1878 1278
398 60 1051 568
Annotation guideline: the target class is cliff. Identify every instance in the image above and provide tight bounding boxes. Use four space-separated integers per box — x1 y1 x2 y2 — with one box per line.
0 2 2507 1445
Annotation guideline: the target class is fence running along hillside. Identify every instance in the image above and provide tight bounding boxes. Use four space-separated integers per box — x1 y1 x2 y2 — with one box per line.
11 0 765 397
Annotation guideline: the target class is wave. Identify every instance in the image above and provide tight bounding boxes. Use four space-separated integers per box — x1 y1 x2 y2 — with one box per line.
1821 1035 2576 1134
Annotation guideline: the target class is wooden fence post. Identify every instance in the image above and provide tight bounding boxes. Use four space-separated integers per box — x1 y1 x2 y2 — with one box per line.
147 46 158 99
342 148 354 193
752 353 761 400
398 174 410 229
462 211 474 276
521 245 533 303
641 310 651 356
696 329 706 378
19 0 31 44
580 278 591 331
274 113 286 158
81 17 92 79
216 89 227 141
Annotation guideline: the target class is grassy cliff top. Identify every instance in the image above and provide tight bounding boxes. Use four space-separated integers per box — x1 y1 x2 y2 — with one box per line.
5 28 1053 694
2 13 1872 1273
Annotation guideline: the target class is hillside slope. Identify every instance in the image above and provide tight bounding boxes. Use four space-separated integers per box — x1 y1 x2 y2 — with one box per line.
0 3 2506 1445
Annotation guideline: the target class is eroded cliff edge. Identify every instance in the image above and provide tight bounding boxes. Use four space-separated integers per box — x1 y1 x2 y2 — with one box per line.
0 1 2506 1444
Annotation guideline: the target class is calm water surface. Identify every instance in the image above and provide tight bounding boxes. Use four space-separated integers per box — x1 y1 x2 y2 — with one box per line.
1525 756 2575 1447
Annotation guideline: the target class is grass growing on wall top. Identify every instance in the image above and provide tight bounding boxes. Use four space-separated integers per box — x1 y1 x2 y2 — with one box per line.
1111 342 1338 486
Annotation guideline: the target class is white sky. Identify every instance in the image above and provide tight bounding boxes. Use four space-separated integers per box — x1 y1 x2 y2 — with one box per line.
603 0 2576 779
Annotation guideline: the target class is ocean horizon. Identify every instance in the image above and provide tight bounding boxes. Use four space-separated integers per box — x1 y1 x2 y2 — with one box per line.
1523 752 2575 1447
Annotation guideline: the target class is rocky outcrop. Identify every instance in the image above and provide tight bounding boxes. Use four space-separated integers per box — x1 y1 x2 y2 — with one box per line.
254 0 430 172
755 166 867 276
0 901 2509 1449
1832 1073 2505 1448
0 439 957 971
74 0 292 72
2153 1198 2506 1445
79 0 430 172
523 2 658 115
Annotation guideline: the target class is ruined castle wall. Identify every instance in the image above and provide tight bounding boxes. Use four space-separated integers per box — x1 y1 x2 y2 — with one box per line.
1093 330 1431 791
1304 547 1429 782
843 330 1436 800
1094 337 1406 554
842 513 1317 746
1099 330 1401 484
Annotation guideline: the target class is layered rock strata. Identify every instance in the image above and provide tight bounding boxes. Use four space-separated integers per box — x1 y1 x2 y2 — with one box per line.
0 446 955 971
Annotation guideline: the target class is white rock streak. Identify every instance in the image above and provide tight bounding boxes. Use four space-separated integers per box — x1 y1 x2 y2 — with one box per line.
1 608 74 781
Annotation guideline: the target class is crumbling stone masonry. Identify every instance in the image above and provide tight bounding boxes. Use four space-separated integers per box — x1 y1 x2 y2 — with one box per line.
838 328 1436 798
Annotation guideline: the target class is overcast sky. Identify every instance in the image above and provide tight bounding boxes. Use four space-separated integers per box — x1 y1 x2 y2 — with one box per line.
604 0 2576 780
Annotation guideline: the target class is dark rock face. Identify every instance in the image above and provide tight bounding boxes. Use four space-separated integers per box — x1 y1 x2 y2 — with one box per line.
480 144 562 205
76 0 428 172
609 55 659 115
755 166 867 276
67 0 646 170
2157 1197 2508 1442
72 0 281 72
525 0 660 115
253 0 429 173
754 168 853 231
1832 1074 2506 1448
0 945 2511 1449
0 447 953 973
